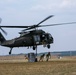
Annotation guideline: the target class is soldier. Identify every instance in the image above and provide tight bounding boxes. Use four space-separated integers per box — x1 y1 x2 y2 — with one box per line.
39 54 45 61
46 52 51 61
25 55 28 60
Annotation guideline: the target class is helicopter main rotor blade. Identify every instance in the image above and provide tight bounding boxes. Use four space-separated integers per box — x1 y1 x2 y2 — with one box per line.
0 15 54 32
37 15 54 26
0 25 31 28
0 18 7 35
39 22 76 27
22 15 54 31
22 22 76 31
0 27 7 35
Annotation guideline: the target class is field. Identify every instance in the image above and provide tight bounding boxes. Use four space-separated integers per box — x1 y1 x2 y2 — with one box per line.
0 56 76 75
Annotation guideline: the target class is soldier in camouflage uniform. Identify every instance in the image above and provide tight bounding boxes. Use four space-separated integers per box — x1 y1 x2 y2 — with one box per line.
39 54 45 61
46 52 51 61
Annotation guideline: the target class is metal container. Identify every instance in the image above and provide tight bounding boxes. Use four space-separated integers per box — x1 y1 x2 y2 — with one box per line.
28 53 36 62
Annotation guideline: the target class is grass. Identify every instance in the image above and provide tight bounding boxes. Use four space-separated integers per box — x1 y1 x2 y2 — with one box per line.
0 60 76 75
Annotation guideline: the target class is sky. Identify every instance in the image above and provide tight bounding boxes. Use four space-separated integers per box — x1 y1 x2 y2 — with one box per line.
0 0 76 55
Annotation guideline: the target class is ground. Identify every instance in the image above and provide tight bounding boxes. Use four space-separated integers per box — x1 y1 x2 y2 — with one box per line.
0 56 76 75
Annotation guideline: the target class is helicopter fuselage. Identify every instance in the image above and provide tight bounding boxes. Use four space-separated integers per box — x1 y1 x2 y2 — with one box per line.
1 30 53 49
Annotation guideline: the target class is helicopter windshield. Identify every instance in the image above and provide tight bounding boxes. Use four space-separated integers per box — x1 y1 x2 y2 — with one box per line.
49 34 52 38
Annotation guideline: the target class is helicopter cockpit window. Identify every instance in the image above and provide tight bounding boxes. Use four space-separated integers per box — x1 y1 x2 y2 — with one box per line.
49 34 52 37
40 34 47 42
48 34 52 39
42 34 45 40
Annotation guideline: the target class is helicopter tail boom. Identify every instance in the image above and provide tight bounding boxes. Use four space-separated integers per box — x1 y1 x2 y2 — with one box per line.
0 32 6 44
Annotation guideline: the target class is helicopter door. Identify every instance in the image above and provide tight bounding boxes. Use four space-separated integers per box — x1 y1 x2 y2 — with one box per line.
33 35 40 44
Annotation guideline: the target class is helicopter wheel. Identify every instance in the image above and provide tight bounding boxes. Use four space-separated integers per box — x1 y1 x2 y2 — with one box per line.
47 44 50 49
9 51 11 55
33 46 38 56
33 46 36 50
9 48 12 55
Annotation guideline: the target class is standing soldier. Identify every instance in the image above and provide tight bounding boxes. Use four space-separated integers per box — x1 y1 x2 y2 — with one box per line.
46 52 51 61
25 55 28 60
39 54 45 61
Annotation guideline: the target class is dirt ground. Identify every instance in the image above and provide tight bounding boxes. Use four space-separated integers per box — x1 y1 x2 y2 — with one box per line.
0 59 76 75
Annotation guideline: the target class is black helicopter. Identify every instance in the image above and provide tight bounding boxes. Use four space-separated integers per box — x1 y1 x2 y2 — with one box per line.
0 15 76 55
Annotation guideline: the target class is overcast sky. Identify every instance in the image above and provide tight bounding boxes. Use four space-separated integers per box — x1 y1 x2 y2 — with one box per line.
0 0 76 55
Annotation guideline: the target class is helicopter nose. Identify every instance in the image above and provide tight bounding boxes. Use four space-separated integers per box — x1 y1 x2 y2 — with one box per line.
50 37 53 43
49 35 53 43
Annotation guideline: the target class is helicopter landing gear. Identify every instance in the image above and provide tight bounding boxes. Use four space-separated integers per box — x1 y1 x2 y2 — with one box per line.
33 46 37 56
35 46 37 56
9 48 13 55
47 44 50 49
33 46 36 50
33 46 37 50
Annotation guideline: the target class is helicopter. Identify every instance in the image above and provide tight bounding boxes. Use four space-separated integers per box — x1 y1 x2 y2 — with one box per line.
0 15 76 55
